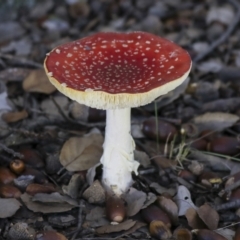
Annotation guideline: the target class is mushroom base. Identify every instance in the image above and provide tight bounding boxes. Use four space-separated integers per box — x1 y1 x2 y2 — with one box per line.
100 108 139 196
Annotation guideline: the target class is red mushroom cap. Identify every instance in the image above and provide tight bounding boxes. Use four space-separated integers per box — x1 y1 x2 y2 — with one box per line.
44 31 191 109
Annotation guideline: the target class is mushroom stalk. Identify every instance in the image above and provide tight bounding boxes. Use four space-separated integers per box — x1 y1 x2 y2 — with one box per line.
101 108 139 196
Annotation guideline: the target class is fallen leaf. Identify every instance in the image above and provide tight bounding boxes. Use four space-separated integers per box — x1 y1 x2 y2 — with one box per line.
215 228 235 240
23 69 56 94
123 221 147 236
32 192 78 206
0 198 21 218
192 112 239 132
60 133 103 172
197 203 219 230
62 173 82 199
142 192 157 209
124 188 147 217
189 150 240 174
2 109 28 123
157 196 179 225
96 219 136 234
185 208 206 229
86 206 105 221
21 193 77 214
174 185 197 216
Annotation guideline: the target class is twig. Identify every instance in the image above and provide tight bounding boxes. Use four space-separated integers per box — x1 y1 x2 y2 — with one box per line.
0 53 43 68
0 142 24 159
193 0 240 62
70 199 85 240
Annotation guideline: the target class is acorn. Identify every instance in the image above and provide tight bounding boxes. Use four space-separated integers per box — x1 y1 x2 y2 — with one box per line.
188 139 207 151
17 147 44 168
21 168 48 184
26 183 56 196
0 167 16 184
141 204 171 228
106 196 126 223
149 221 172 240
178 170 197 182
35 230 67 240
142 117 177 142
10 159 25 175
199 130 218 142
207 136 240 156
173 228 192 240
0 184 21 198
193 229 227 240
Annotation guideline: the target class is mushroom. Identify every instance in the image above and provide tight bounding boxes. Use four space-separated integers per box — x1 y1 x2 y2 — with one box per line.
44 32 192 196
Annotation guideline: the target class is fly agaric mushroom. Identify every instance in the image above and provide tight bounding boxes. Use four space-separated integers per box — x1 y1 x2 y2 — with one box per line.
44 32 191 196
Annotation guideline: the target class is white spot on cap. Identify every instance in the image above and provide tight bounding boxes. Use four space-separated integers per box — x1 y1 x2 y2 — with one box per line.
155 50 159 53
122 44 128 48
56 62 59 66
85 88 94 92
73 47 77 50
169 66 174 69
146 48 150 50
61 83 67 87
67 53 72 57
46 53 50 56
146 41 151 44
137 36 141 39
55 49 60 54
47 72 53 77
143 58 148 61
101 45 107 48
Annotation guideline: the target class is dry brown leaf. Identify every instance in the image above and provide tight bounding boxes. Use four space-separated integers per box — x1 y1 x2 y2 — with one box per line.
197 203 219 230
23 69 56 94
2 110 28 123
157 196 178 225
124 187 147 217
192 112 239 132
96 219 136 234
60 133 103 172
185 208 207 229
21 193 76 214
62 173 81 199
86 206 105 221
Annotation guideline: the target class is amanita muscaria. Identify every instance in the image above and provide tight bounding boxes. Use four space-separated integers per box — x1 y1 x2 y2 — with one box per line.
44 31 191 196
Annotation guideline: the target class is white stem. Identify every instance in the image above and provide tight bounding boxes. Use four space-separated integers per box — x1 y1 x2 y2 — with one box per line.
100 108 139 196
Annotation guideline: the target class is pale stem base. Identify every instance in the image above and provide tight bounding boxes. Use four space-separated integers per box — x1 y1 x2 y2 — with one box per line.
100 108 139 196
